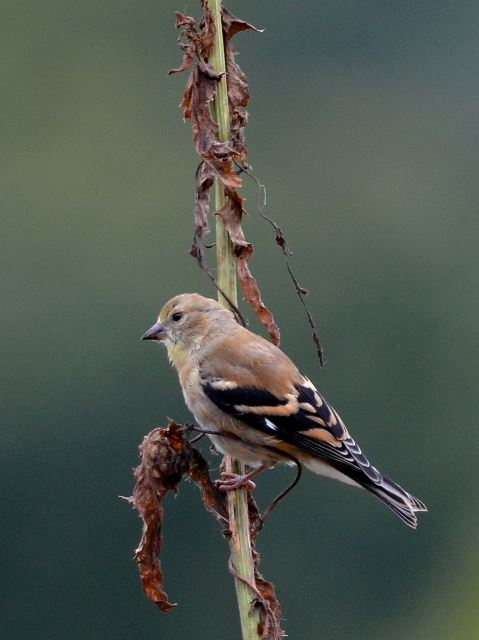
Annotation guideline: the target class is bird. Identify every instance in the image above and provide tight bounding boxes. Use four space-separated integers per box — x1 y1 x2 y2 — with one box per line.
142 292 427 528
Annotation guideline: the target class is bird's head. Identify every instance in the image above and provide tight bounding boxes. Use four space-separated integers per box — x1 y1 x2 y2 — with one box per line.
141 293 236 366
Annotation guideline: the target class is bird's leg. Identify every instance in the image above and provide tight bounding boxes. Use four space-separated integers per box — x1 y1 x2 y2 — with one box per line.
188 431 206 444
217 465 267 492
183 422 206 444
261 458 302 521
183 425 261 487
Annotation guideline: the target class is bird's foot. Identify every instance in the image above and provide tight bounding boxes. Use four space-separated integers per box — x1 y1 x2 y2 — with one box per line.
216 471 257 492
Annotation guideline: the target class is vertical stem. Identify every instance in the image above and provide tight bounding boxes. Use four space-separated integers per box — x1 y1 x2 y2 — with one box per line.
207 1 262 638
208 0 237 307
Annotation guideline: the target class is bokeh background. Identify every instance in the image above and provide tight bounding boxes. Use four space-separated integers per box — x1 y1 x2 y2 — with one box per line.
3 1 478 638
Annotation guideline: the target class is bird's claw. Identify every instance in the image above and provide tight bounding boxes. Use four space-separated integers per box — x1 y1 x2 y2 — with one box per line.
216 471 256 492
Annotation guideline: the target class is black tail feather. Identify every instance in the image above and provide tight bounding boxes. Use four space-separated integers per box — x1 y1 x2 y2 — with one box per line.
367 476 427 529
329 461 427 528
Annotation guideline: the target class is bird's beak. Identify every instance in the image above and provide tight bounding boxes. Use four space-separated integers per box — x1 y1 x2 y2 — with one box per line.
141 321 166 341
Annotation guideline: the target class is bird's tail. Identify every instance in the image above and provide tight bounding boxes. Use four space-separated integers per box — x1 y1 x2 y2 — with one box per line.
365 474 427 529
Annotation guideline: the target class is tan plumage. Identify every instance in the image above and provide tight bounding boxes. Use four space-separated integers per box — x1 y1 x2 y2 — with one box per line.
142 293 427 528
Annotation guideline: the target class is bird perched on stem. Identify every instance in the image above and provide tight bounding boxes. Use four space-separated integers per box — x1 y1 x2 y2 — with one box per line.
142 293 427 528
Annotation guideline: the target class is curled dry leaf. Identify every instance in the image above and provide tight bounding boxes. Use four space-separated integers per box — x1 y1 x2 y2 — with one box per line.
170 2 281 344
190 161 215 268
130 420 285 636
218 189 281 346
130 422 227 611
169 9 216 76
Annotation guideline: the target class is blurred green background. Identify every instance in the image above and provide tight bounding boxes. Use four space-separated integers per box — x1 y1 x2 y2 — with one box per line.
3 1 478 638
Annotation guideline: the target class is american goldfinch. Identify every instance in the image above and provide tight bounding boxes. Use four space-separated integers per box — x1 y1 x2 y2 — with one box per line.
142 293 427 528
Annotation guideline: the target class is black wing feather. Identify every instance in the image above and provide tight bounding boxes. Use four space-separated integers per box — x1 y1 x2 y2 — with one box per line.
202 378 382 484
203 384 287 411
201 375 426 528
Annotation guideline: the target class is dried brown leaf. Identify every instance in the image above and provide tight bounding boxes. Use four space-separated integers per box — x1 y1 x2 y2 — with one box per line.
169 8 216 76
184 65 219 155
218 189 281 345
222 8 261 163
237 257 281 347
170 4 278 341
130 422 227 611
130 420 284 632
189 161 215 266
222 7 260 40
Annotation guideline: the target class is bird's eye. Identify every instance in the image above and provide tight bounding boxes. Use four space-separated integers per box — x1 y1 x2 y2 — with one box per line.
171 312 183 322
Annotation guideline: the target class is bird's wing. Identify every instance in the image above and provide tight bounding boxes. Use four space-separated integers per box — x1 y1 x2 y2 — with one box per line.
200 367 383 484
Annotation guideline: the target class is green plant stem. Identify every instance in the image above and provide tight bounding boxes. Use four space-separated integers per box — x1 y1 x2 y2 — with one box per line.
208 1 262 638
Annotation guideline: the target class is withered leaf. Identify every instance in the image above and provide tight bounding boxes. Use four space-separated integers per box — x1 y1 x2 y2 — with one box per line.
218 189 281 346
130 423 226 611
169 8 216 77
170 3 280 344
190 161 215 265
130 420 285 634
